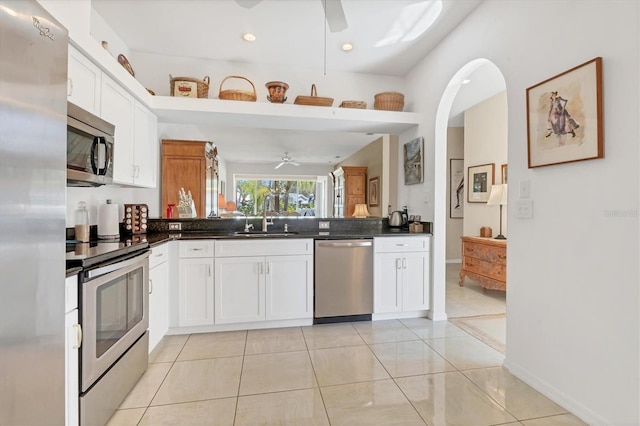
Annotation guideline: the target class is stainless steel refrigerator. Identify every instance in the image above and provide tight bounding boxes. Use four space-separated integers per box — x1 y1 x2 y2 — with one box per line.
0 1 68 424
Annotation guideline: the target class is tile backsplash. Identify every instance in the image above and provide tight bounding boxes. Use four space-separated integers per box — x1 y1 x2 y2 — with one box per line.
66 186 159 227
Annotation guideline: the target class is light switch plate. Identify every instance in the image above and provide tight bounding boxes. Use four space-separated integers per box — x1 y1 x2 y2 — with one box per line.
519 180 530 198
516 199 533 219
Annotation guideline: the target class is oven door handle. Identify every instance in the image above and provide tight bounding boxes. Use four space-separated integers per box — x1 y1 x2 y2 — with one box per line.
86 250 151 279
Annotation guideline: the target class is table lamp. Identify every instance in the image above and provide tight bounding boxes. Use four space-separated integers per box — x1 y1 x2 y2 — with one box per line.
486 184 507 240
352 204 370 218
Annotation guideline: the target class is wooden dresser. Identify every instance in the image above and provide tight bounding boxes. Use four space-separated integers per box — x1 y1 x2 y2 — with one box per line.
459 236 506 291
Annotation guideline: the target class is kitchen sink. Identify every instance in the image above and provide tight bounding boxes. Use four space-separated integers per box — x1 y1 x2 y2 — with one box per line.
232 231 299 237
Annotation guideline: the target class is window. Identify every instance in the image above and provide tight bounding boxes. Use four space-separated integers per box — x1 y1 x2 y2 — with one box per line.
234 175 324 217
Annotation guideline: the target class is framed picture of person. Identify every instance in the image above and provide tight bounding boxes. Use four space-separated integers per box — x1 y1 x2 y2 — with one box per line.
368 177 379 207
467 163 495 203
450 159 464 218
526 57 603 168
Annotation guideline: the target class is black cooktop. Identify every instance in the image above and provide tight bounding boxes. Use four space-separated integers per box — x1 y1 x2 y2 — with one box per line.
66 235 149 268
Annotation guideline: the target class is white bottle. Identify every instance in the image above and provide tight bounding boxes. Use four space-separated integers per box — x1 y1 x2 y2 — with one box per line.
75 201 90 242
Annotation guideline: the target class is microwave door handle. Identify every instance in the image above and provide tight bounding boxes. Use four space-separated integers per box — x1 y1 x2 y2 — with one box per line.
90 137 98 174
97 137 107 175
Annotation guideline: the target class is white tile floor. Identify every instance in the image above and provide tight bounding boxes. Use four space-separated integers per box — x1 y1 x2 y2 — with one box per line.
106 264 584 425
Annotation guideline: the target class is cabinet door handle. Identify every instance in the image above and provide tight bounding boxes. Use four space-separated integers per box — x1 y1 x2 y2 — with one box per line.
135 165 140 178
74 324 82 349
396 258 401 269
259 262 264 275
67 77 73 96
209 264 212 277
402 258 407 269
266 262 270 274
149 278 153 294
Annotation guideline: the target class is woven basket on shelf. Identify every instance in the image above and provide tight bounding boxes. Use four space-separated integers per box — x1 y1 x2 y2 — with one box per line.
218 75 257 102
294 84 333 107
170 75 209 98
339 100 367 109
374 92 405 111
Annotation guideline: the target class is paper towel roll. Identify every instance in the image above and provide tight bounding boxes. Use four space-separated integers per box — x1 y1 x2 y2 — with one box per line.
98 200 120 239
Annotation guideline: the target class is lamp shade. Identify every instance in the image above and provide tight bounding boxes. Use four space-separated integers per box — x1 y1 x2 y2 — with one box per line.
218 193 227 210
352 204 370 218
486 184 507 206
226 201 237 211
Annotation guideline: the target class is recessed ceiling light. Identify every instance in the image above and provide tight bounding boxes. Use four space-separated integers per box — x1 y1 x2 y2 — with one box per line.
462 79 471 85
242 33 256 42
341 43 353 52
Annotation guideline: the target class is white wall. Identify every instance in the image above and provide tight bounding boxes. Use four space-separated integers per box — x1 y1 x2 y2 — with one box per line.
400 0 639 424
446 127 464 261
463 91 508 237
338 138 383 217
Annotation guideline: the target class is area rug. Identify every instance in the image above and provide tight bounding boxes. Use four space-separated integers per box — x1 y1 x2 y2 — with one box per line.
450 314 506 354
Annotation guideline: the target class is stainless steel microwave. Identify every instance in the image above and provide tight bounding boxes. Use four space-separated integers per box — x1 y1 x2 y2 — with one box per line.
67 102 115 186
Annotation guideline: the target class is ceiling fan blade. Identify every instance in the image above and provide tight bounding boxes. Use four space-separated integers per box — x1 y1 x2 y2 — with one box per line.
323 0 348 32
236 0 261 9
291 162 301 166
274 161 285 169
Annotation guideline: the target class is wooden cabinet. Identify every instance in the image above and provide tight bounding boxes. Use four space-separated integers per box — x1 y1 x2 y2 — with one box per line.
374 236 431 314
65 275 79 426
178 241 215 327
214 239 313 324
149 243 169 353
459 236 506 291
332 166 367 218
67 45 101 115
162 140 215 218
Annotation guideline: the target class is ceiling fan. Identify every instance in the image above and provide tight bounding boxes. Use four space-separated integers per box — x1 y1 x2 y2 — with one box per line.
275 152 300 169
236 0 348 32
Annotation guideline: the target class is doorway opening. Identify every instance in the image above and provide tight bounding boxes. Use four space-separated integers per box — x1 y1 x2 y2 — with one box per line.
433 58 507 353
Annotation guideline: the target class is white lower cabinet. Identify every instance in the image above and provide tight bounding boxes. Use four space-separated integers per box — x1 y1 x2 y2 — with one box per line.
149 243 169 352
215 239 313 325
374 236 431 314
65 275 80 426
178 241 215 327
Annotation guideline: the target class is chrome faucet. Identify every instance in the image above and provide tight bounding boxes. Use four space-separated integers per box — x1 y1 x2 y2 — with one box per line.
244 214 254 232
262 196 274 232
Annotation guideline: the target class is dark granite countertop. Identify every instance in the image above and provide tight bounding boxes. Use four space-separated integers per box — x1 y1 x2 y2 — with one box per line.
146 228 431 247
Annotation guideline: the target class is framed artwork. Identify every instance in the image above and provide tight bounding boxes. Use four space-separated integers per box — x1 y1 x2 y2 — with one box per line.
467 163 495 203
450 159 464 218
501 163 508 184
368 177 379 207
403 137 424 185
526 57 603 168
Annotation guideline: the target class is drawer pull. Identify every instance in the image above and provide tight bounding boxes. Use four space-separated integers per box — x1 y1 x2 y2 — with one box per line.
155 253 164 257
191 248 203 251
396 243 409 247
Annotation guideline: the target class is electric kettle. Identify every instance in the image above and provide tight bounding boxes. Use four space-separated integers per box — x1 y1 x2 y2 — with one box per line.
389 210 408 228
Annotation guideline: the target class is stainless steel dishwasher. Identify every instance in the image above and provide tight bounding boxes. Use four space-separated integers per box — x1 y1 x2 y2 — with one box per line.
314 239 373 323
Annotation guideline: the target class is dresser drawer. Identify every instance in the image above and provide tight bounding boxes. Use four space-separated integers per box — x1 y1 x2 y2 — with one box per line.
462 256 507 281
179 240 214 258
374 236 430 253
463 242 506 264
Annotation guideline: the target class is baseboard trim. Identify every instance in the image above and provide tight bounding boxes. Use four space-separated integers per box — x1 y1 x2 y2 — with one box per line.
446 259 462 264
427 311 448 322
503 357 610 425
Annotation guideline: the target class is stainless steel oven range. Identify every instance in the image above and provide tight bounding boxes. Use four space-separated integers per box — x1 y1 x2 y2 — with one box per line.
67 239 150 426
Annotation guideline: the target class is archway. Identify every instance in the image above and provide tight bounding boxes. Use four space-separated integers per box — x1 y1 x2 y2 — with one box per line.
431 59 507 322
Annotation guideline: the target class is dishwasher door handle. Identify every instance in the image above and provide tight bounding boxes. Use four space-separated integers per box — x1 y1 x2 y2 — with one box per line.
317 241 372 248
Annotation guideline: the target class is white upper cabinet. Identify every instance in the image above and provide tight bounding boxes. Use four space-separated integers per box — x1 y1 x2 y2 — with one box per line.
68 45 101 115
100 74 158 187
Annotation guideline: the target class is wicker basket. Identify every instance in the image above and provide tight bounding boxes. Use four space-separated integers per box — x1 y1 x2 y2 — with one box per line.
339 100 367 109
170 75 209 98
218 75 257 102
294 84 333 107
374 92 404 111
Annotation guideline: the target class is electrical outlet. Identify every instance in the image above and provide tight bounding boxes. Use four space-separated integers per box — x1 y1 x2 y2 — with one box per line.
168 222 182 231
318 221 330 229
516 199 533 219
